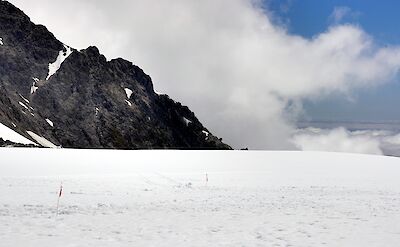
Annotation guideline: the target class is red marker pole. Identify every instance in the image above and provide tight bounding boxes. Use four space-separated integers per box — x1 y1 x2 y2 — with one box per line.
56 182 63 217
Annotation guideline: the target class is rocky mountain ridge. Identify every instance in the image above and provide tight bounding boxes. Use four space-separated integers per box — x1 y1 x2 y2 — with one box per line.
0 1 231 149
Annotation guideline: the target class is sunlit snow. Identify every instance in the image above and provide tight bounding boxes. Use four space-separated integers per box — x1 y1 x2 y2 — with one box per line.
0 123 35 145
125 100 132 106
18 101 29 110
124 88 133 99
46 45 73 80
0 149 399 246
31 78 39 94
19 94 29 104
45 119 54 127
26 131 57 148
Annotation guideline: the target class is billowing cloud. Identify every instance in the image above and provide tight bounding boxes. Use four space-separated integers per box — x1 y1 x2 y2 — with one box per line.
9 0 400 149
292 127 400 156
292 127 383 155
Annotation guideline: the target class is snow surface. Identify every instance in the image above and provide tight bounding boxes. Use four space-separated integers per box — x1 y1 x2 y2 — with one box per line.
202 130 209 137
46 45 73 80
0 149 400 246
0 37 3 45
124 88 133 99
26 131 57 148
45 119 54 127
0 123 35 145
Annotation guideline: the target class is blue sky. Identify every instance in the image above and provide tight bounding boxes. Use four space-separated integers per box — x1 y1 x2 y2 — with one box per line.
264 0 400 122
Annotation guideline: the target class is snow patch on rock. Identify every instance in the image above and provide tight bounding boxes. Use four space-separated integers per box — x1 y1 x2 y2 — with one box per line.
183 117 192 126
125 100 132 106
26 131 57 148
18 101 29 110
0 123 35 145
19 94 29 104
31 78 39 94
45 119 54 127
46 44 73 80
0 37 3 45
30 83 38 94
124 88 133 99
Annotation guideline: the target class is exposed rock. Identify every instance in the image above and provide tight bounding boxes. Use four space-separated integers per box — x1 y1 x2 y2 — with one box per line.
0 1 231 149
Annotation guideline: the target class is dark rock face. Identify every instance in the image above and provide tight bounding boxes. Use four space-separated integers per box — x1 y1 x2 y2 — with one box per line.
0 137 36 148
0 1 231 149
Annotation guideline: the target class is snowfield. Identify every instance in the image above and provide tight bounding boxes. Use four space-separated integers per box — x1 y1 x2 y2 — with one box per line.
1 149 400 247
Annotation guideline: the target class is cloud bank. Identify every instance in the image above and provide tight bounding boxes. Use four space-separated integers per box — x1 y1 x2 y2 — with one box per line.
292 127 383 155
292 127 400 156
9 0 400 149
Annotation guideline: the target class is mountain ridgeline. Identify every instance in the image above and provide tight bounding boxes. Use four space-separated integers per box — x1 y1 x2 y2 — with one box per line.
0 1 231 149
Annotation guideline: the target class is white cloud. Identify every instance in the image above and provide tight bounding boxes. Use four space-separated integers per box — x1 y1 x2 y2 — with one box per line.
292 127 400 156
330 6 351 23
292 127 383 155
9 0 400 149
329 6 361 24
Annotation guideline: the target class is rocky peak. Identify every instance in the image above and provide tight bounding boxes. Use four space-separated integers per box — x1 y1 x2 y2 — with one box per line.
0 1 231 149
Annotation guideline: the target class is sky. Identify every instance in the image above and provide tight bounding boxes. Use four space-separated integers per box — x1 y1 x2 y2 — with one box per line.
265 0 400 122
7 0 400 150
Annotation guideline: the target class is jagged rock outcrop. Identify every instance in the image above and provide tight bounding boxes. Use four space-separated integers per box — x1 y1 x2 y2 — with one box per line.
0 1 231 149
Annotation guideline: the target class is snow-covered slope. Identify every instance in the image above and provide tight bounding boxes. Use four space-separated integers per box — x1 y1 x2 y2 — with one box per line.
1 149 400 246
0 123 35 145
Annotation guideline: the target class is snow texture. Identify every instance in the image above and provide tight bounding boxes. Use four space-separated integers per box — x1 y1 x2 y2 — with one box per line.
45 119 54 127
124 88 133 99
202 130 209 137
26 131 57 148
0 149 399 246
0 123 35 145
0 37 3 45
46 45 73 80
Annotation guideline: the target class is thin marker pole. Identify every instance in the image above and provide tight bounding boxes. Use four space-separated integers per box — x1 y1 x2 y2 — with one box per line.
56 182 63 217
